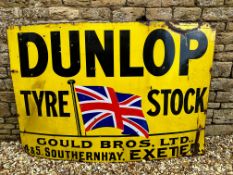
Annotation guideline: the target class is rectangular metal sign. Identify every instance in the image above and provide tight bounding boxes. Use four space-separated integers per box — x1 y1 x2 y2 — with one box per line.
7 22 215 162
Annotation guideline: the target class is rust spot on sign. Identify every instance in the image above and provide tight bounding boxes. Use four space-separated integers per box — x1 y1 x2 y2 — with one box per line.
136 16 150 26
11 69 18 73
190 126 203 155
165 21 203 35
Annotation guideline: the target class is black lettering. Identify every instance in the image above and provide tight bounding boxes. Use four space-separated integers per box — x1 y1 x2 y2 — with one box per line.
65 150 70 159
45 147 50 157
79 152 85 161
71 140 80 148
195 87 207 112
130 150 141 160
85 31 113 77
114 141 123 148
147 89 160 116
184 88 195 114
109 152 117 161
45 91 58 117
60 140 69 147
81 141 92 148
161 89 171 115
51 31 81 77
58 91 70 117
86 152 93 161
169 137 178 145
180 31 208 75
93 152 100 160
143 29 175 76
32 91 44 116
37 138 46 145
57 150 64 158
169 146 178 156
48 139 57 146
143 149 155 160
51 150 56 157
180 144 189 155
139 140 150 147
71 151 78 159
101 141 111 148
181 136 189 144
170 89 183 115
18 33 48 77
20 91 31 116
160 139 169 146
102 152 108 160
120 30 143 76
157 148 167 158
126 140 136 148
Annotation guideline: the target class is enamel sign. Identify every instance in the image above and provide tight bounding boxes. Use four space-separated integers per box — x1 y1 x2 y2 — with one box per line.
7 22 215 162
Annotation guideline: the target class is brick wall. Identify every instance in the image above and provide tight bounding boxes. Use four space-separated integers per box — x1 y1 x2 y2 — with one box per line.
0 0 233 140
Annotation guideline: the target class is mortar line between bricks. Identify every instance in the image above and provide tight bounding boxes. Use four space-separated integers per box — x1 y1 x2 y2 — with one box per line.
215 50 233 53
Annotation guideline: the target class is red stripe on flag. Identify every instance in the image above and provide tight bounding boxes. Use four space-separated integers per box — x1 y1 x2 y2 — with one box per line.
86 113 112 131
107 87 124 130
120 95 139 105
80 103 114 112
120 107 144 117
123 118 149 138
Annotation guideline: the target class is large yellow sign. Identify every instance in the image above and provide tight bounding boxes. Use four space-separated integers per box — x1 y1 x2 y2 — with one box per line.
7 22 215 162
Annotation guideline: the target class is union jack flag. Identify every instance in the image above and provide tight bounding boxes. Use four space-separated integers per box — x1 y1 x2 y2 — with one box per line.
75 86 149 138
